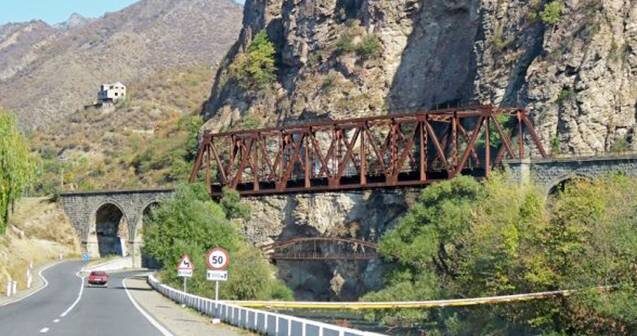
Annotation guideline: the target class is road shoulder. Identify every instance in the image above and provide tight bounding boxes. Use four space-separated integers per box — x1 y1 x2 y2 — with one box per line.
0 260 63 307
124 275 253 336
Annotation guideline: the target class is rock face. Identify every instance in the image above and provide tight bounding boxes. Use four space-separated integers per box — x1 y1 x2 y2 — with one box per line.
202 0 636 299
241 189 418 300
204 0 636 155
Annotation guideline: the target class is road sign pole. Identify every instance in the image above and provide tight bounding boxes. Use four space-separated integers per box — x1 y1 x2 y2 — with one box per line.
183 277 187 293
215 280 219 308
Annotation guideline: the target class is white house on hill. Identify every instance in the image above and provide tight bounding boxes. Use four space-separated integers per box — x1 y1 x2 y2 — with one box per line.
97 82 127 102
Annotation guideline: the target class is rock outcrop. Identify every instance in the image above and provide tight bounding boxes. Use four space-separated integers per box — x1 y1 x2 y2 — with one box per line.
204 0 636 155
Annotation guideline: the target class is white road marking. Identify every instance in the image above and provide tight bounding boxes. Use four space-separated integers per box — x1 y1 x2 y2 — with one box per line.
39 327 49 333
123 277 174 336
0 261 64 307
53 319 60 323
59 272 85 318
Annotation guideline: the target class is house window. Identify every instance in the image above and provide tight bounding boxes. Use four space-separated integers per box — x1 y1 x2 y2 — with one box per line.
115 93 119 96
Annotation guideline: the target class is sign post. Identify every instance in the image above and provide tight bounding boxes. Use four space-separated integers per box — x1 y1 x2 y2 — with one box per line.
177 255 194 293
205 247 229 322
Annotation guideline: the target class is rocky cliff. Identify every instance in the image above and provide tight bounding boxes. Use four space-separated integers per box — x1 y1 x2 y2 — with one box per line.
201 0 636 300
242 189 417 300
204 0 636 155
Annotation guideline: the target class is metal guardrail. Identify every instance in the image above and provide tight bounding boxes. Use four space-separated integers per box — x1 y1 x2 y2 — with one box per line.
147 274 386 336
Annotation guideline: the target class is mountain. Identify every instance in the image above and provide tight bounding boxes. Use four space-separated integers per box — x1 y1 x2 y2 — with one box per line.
0 20 57 82
0 0 243 130
56 13 93 30
203 0 636 155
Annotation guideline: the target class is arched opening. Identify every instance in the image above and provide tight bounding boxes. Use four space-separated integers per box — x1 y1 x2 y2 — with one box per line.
95 203 129 257
141 202 161 269
548 176 590 196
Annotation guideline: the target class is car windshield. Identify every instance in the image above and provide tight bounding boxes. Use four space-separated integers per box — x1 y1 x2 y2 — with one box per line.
91 271 107 276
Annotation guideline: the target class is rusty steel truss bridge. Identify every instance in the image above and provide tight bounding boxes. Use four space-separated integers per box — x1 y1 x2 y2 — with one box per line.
189 105 548 196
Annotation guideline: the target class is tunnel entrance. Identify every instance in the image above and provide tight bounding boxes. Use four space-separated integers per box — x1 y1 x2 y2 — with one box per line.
95 203 129 257
141 203 161 269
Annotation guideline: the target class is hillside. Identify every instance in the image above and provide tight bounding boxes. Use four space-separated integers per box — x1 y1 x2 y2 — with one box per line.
0 0 243 130
203 0 636 155
0 197 79 292
31 65 213 193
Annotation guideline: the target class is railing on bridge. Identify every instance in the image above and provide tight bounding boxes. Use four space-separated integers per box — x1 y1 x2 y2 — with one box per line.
190 105 548 196
260 237 378 261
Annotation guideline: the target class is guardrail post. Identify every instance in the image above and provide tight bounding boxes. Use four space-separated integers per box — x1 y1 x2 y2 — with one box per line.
5 280 12 297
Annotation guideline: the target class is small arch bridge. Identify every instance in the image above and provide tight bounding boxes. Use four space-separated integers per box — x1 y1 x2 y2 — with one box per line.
59 188 174 267
261 237 378 261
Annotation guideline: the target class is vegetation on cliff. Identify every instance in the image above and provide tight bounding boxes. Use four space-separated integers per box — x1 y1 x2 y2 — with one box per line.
0 110 35 234
229 31 277 92
365 175 637 335
143 184 292 300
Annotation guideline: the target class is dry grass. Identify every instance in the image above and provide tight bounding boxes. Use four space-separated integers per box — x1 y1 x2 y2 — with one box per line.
0 197 80 291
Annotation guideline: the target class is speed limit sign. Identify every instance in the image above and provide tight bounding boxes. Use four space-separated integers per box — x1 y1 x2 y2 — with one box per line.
206 247 230 270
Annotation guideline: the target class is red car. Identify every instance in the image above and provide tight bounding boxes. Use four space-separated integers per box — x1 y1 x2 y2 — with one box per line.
87 271 109 287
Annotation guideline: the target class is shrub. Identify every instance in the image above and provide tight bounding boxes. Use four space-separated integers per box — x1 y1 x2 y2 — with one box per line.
356 34 382 60
229 31 277 91
610 137 630 153
335 31 357 55
557 88 575 104
334 20 382 61
550 135 561 155
232 114 261 131
540 1 564 25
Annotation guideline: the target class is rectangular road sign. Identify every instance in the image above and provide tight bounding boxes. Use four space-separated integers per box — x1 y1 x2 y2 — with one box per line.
206 270 228 281
178 269 193 278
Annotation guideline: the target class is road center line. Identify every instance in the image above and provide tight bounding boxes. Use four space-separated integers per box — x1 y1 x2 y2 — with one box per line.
122 277 174 336
59 272 85 318
39 327 49 333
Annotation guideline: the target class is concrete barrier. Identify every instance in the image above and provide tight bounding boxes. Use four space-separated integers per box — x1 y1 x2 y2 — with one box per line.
147 274 385 336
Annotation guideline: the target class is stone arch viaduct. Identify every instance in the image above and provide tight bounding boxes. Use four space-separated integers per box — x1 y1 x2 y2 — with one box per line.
505 155 637 194
59 188 174 267
56 155 637 267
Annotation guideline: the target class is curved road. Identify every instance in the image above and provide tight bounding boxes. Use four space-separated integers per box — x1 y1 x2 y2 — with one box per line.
0 261 165 336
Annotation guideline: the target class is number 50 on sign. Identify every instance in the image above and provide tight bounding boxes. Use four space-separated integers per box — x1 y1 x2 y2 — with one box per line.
206 247 230 270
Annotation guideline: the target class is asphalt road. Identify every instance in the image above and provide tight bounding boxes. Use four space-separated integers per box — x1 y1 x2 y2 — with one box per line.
0 261 165 336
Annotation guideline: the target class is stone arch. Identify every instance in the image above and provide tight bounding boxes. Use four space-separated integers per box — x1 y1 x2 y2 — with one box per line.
547 173 593 196
93 201 130 257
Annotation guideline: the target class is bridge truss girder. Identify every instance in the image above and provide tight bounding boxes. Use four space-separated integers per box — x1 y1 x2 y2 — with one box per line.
190 106 547 196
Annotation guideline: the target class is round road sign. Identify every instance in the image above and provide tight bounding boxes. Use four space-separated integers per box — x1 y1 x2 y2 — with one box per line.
206 247 230 270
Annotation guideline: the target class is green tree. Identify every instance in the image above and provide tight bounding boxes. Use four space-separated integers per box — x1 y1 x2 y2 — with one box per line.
365 174 637 334
0 110 35 234
220 187 251 220
143 183 292 300
541 1 564 25
230 31 277 91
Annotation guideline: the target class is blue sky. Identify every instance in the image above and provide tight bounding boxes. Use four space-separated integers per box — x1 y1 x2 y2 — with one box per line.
0 0 244 25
